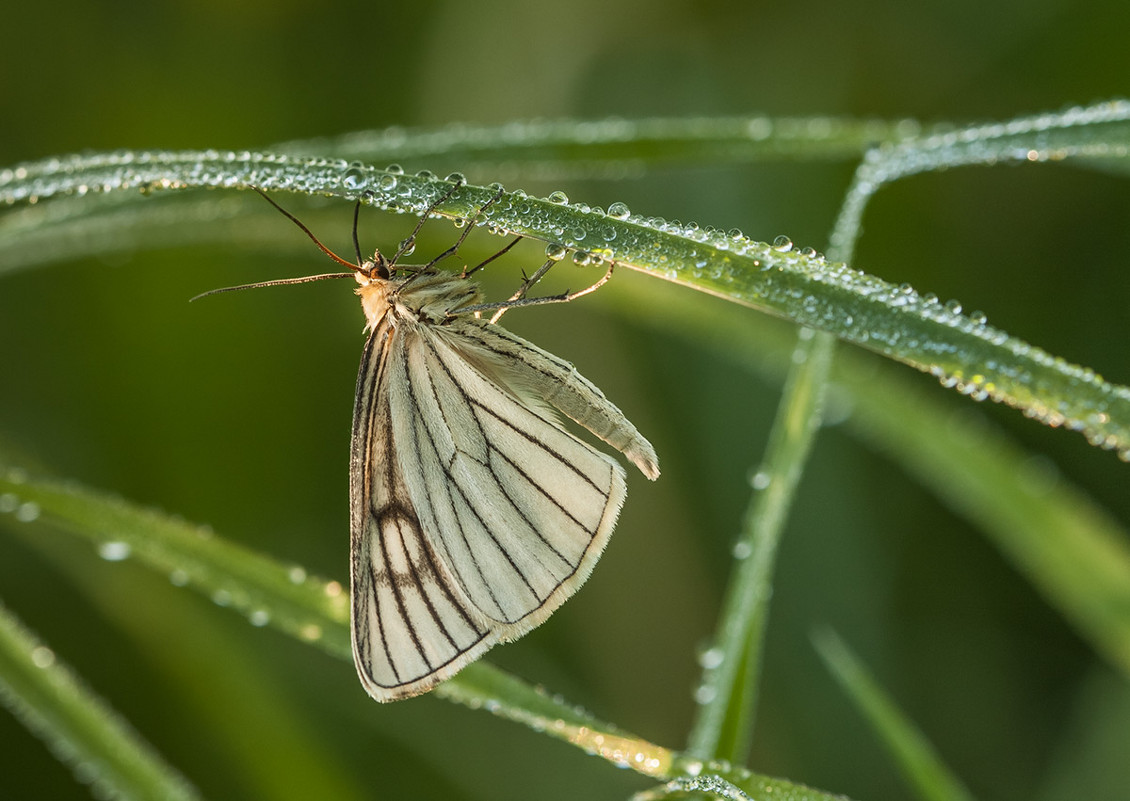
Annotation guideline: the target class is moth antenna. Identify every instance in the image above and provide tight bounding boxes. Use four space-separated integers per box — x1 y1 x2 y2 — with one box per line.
251 187 359 271
190 272 355 302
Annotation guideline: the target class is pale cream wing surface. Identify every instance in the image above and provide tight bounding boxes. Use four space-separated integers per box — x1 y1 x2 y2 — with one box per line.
350 315 628 701
350 319 494 701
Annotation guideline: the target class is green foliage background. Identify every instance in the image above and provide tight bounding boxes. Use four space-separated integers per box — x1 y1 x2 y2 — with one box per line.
2 1 1129 800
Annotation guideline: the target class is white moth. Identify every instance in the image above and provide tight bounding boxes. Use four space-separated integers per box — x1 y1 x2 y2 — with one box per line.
233 185 659 702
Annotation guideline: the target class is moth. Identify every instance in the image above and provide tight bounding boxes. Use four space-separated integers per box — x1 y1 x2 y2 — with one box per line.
222 182 659 701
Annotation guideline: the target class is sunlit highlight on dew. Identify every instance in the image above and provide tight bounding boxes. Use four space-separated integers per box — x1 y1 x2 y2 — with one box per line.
97 541 131 562
15 502 40 522
30 646 56 669
698 646 724 670
749 471 771 490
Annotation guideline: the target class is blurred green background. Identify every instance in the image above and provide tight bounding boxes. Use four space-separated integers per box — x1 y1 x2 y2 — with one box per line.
2 0 1130 799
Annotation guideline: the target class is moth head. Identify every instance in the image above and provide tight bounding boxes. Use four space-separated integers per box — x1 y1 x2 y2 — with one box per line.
359 250 392 281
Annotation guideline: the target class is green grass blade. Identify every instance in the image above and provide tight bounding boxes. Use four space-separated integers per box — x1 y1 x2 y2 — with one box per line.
0 466 881 801
624 281 1130 678
4 110 1130 457
0 467 674 779
0 598 200 801
813 629 977 801
272 115 912 174
687 331 837 763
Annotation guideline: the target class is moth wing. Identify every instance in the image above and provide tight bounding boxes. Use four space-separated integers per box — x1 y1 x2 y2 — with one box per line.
449 320 660 481
349 319 626 701
349 321 495 701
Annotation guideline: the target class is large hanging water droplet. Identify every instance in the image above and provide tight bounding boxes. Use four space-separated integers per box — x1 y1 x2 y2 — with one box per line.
772 235 794 253
545 242 568 261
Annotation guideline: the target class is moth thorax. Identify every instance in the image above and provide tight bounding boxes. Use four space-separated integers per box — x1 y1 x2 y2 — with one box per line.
356 278 393 328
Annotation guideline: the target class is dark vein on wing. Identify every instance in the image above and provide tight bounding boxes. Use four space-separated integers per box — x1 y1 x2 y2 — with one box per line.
421 335 613 604
402 336 514 614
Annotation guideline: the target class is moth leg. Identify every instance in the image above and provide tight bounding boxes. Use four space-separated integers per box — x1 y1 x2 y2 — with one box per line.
415 185 507 271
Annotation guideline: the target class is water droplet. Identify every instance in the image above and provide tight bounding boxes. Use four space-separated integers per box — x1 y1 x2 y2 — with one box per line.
398 237 417 256
545 242 568 261
444 172 466 184
750 471 771 490
607 201 630 220
573 251 593 266
30 646 56 669
0 493 18 514
944 299 963 315
377 173 398 191
698 647 724 669
169 569 190 586
547 190 569 204
732 540 752 559
15 502 40 522
212 589 232 607
249 610 270 627
385 163 404 175
288 566 307 584
97 542 131 562
693 684 717 705
969 310 988 325
415 169 436 180
772 235 793 253
300 624 323 641
342 166 366 191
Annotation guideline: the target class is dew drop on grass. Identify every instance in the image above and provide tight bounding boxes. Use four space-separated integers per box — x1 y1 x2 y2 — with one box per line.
30 646 56 669
545 242 568 261
607 201 630 220
97 542 131 562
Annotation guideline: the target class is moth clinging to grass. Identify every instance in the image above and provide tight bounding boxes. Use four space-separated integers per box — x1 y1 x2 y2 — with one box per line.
221 180 660 701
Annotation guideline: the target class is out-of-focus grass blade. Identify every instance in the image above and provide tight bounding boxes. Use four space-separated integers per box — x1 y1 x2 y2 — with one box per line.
0 598 200 801
813 629 977 801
